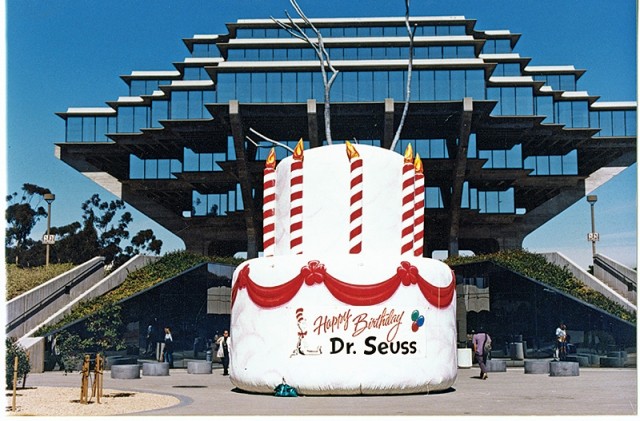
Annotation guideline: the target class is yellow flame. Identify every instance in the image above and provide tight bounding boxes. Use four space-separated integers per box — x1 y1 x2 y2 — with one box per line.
414 153 423 174
403 143 414 163
345 141 360 160
265 148 276 169
293 138 304 161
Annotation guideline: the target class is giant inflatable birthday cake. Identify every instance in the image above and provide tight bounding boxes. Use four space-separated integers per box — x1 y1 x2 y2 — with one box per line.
230 141 457 395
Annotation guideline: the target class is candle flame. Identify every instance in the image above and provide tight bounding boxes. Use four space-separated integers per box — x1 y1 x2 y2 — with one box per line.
293 138 304 161
265 148 276 169
403 144 414 163
345 141 360 160
414 153 423 174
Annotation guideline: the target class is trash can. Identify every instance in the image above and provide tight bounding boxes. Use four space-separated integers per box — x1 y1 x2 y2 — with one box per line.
206 350 212 362
509 342 524 360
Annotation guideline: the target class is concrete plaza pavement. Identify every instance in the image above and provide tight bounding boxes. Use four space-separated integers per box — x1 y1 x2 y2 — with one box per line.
15 363 638 416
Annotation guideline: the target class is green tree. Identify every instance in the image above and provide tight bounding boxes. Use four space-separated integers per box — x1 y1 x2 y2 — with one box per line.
5 337 31 389
6 187 164 268
5 184 51 266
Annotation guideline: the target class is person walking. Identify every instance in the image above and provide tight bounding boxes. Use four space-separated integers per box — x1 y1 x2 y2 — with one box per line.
163 327 174 368
216 330 231 376
555 322 567 361
472 327 492 380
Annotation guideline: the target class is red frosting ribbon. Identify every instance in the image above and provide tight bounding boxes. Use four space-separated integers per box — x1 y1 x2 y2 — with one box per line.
232 260 455 309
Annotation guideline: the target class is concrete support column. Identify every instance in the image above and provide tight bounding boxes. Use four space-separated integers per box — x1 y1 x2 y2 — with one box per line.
307 99 320 148
448 97 473 257
229 100 259 259
383 98 395 150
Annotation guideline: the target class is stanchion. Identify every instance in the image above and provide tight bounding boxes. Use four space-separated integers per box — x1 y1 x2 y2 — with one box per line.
80 355 90 404
92 354 103 403
12 356 18 411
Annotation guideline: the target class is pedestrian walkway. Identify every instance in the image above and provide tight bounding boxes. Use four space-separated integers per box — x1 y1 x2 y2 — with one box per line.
13 364 638 416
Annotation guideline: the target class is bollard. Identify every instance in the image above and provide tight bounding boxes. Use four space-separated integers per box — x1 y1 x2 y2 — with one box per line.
206 350 212 362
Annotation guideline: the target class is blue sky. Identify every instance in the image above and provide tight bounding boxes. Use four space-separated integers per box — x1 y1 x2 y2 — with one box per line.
4 0 637 270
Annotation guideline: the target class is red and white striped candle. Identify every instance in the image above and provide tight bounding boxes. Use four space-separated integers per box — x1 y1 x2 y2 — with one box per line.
346 141 363 254
400 144 415 256
290 139 304 254
413 153 425 257
262 148 277 256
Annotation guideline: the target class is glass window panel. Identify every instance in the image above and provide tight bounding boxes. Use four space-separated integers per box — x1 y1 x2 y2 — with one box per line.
479 150 492 168
494 149 507 168
188 91 202 118
499 188 515 213
227 136 236 160
450 70 465 100
485 191 499 213
389 70 405 100
418 70 434 100
383 26 396 36
301 48 315 60
443 46 457 59
549 155 563 175
129 155 144 179
117 107 134 132
465 70 485 99
95 116 110 141
501 87 516 115
157 159 170 178
273 48 287 60
612 110 626 136
312 72 324 103
357 27 370 37
435 26 449 36
145 159 157 179
562 150 578 174
213 153 225 171
435 70 449 100
360 47 372 59
535 96 553 123
217 73 235 103
288 48 301 60
130 80 145 96
560 75 575 91
183 67 201 80
344 27 357 37
82 117 95 142
626 110 637 135
461 182 470 208
267 72 282 102
426 187 442 208
151 100 168 127
467 134 477 158
297 72 312 102
236 73 250 102
372 71 388 101
253 28 266 38
259 48 272 61
506 144 522 168
572 101 588 128
332 71 343 102
523 156 536 175
282 72 296 102
344 47 358 59
495 39 511 53
251 72 267 102
183 147 199 171
370 27 383 36
450 25 466 35
458 46 475 58
598 111 613 136
556 101 571 126
515 87 533 115
536 156 550 175
200 153 213 171
358 71 373 101
429 46 443 59
343 72 358 101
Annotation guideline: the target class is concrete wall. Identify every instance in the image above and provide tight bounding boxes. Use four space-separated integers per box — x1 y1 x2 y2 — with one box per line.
6 257 105 339
10 255 159 373
540 252 636 314
593 254 637 304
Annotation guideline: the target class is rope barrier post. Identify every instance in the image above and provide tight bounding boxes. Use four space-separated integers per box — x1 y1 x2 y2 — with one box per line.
12 356 18 411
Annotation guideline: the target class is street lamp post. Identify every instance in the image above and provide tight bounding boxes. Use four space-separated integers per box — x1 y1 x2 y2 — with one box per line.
586 195 598 260
44 193 56 266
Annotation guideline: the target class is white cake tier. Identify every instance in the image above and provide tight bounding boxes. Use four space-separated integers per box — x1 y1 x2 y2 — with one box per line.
273 144 406 255
230 254 458 395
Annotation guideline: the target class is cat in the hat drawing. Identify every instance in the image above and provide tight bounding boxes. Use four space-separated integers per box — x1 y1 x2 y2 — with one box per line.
290 307 323 357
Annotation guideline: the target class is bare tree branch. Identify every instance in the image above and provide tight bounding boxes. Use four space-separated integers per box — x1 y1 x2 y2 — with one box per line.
390 0 417 151
271 0 339 144
248 128 296 153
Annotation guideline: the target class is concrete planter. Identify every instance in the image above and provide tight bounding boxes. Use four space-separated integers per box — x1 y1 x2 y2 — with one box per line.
187 361 213 374
142 362 170 376
549 361 579 376
524 360 549 374
486 359 507 372
110 364 140 379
